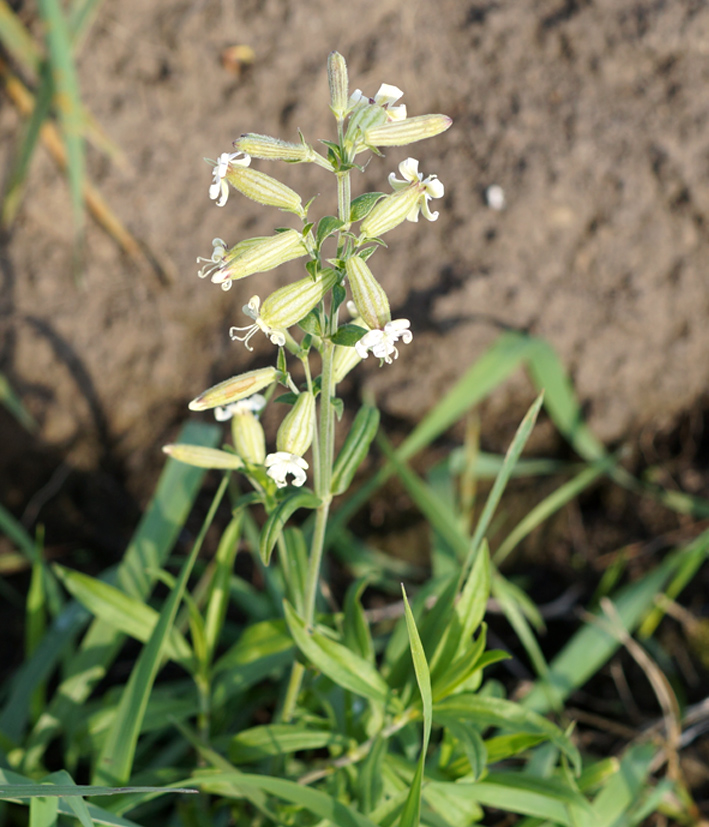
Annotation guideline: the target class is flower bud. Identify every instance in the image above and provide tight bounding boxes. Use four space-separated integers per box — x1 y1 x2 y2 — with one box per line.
359 187 421 239
277 391 315 457
212 230 308 287
344 256 391 330
230 270 338 350
261 269 338 332
225 166 305 216
162 444 244 470
328 51 349 119
233 133 319 163
189 367 279 411
364 114 452 147
231 410 267 465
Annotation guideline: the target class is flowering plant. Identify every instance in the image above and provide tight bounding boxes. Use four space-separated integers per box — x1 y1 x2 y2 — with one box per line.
167 52 451 637
159 54 588 827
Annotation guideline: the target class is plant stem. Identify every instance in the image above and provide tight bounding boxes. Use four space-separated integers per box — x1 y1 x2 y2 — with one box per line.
280 166 350 722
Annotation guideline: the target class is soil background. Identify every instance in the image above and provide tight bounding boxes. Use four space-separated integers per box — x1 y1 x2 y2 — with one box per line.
3 0 709 541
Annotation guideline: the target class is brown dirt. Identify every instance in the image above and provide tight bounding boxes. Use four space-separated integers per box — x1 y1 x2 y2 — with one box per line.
3 0 709 516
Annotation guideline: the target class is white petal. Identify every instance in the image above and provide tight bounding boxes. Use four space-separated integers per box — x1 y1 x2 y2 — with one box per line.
423 176 445 199
216 181 229 207
214 405 235 421
387 104 407 121
398 157 421 183
388 172 409 191
420 198 439 222
374 83 404 105
355 339 370 359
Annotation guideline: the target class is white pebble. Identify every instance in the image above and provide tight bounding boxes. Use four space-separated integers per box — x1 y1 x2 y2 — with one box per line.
485 184 506 211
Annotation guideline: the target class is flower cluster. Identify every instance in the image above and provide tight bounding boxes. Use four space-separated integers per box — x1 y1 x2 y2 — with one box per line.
173 52 451 492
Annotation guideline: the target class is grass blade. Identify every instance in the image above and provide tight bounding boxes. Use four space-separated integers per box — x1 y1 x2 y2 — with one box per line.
0 371 37 431
93 475 229 785
398 587 432 827
36 0 84 231
331 330 537 533
53 565 195 669
527 338 605 461
204 514 242 663
193 771 380 827
463 392 544 582
522 533 709 713
0 2 41 72
493 455 617 565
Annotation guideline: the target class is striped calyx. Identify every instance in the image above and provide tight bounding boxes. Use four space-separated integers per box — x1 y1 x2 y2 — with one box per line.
276 391 315 457
345 255 391 330
188 367 279 411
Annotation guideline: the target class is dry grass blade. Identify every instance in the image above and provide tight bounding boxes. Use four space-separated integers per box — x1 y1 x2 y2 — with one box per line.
595 598 682 777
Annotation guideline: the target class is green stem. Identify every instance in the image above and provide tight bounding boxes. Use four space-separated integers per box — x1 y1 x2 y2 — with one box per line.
280 165 350 723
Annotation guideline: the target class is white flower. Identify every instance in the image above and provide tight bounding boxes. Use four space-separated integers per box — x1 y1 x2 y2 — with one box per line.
355 319 413 364
265 451 309 488
349 83 407 121
197 238 229 279
209 151 251 207
388 157 444 222
229 296 286 351
214 393 266 422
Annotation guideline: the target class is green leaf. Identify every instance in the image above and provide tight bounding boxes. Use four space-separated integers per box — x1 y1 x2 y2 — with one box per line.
350 192 385 223
212 620 294 708
331 405 380 495
0 371 36 431
204 514 242 663
378 433 469 564
492 575 551 688
29 788 57 827
259 491 321 565
399 587 433 827
53 565 195 670
315 215 344 248
343 579 375 663
280 527 309 615
0 501 36 561
580 744 655 827
446 721 487 781
494 454 617 565
358 735 387 814
37 0 85 230
0 2 42 72
284 601 390 705
455 541 491 652
527 338 605 462
426 773 590 825
463 392 544 582
330 331 539 534
229 724 347 764
484 732 547 764
435 694 581 774
193 770 380 827
330 323 367 347
14 422 219 770
38 772 91 827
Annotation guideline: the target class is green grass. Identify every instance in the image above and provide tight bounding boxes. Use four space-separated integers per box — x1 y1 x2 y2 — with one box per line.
0 331 706 827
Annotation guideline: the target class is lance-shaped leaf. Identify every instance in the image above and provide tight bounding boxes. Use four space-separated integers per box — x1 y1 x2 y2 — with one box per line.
283 601 390 705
